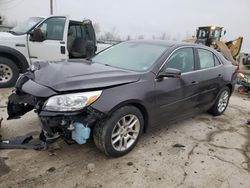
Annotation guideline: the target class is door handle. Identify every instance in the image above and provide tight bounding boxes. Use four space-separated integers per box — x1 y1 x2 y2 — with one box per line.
191 81 199 84
60 46 66 54
218 74 222 77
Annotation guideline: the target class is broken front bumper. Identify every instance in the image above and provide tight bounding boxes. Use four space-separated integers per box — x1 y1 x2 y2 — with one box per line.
7 91 105 143
38 107 104 141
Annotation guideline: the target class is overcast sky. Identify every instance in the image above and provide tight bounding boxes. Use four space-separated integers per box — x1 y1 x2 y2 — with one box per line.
0 0 249 52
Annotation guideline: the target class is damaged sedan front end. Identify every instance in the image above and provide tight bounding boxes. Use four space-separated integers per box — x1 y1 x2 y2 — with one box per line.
8 75 105 144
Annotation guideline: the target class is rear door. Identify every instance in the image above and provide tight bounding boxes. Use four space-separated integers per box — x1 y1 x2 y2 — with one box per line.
28 16 69 61
154 47 201 124
195 48 224 110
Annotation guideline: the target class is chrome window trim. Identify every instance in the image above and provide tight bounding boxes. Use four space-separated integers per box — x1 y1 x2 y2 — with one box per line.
181 64 223 75
158 45 223 76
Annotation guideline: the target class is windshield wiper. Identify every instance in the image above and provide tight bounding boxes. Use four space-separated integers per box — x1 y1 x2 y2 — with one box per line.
7 30 16 34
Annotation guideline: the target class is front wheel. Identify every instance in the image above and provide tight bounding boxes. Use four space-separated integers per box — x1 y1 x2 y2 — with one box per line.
94 106 144 157
208 86 230 116
0 57 19 88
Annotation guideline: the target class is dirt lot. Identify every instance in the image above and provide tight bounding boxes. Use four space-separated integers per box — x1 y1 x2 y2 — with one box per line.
0 88 250 188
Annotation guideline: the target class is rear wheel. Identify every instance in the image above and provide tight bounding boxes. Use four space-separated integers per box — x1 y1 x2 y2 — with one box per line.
208 86 230 116
93 106 144 157
0 57 19 88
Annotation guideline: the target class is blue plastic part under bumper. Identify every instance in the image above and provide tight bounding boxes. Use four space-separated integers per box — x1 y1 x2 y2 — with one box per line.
72 122 91 144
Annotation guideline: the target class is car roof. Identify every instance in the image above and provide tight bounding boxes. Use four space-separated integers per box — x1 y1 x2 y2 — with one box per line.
126 40 178 47
125 40 225 60
126 40 206 48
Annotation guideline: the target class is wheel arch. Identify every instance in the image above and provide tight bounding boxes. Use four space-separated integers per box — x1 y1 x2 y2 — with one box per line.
225 83 233 95
107 100 149 133
0 45 29 73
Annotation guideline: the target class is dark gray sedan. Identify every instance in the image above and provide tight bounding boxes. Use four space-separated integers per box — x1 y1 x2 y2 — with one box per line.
7 40 237 157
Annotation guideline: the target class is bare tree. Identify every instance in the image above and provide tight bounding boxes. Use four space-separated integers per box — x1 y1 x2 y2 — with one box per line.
0 15 4 25
126 35 131 41
99 32 121 41
0 14 16 27
98 27 122 41
137 35 144 40
93 23 100 35
166 34 171 40
151 33 171 40
159 32 166 40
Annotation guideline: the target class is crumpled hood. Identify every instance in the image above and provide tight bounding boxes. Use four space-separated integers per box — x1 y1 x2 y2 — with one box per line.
33 60 141 92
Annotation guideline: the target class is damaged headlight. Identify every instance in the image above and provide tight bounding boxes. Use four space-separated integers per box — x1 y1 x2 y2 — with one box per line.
43 91 102 111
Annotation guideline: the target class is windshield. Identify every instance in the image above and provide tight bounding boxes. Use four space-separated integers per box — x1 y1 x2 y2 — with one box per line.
92 42 168 72
11 17 44 35
210 29 222 41
197 28 209 39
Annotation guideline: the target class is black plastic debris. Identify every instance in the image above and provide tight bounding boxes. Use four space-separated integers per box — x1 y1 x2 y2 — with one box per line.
247 119 250 125
0 134 47 150
173 144 185 148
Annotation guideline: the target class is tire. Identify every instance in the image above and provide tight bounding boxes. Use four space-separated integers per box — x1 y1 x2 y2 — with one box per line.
93 106 144 157
208 86 230 116
0 57 19 88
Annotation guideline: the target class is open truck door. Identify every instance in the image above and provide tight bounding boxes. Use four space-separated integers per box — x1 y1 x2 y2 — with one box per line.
67 19 96 59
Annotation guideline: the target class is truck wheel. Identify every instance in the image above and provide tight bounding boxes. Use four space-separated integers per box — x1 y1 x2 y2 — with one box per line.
0 57 19 88
93 106 144 157
208 86 230 116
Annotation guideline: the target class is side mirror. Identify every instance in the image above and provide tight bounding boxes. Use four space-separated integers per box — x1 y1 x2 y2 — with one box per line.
29 28 45 42
157 68 181 80
223 30 227 35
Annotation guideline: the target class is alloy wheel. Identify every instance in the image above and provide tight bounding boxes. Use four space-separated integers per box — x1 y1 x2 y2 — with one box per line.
218 90 229 113
111 114 140 151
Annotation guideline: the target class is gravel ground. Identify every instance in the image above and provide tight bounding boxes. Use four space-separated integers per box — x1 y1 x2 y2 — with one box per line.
0 88 250 188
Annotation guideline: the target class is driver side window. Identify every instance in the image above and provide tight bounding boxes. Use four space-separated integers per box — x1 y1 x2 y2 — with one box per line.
38 17 66 40
163 47 194 73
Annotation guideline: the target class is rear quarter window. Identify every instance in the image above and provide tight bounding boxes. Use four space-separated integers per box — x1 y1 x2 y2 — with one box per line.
197 48 221 69
198 49 214 69
214 55 221 66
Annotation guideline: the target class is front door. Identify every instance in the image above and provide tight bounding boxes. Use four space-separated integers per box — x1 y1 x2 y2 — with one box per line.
28 16 69 62
154 47 200 124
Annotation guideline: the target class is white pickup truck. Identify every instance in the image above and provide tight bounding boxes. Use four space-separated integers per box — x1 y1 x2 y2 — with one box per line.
0 15 105 88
